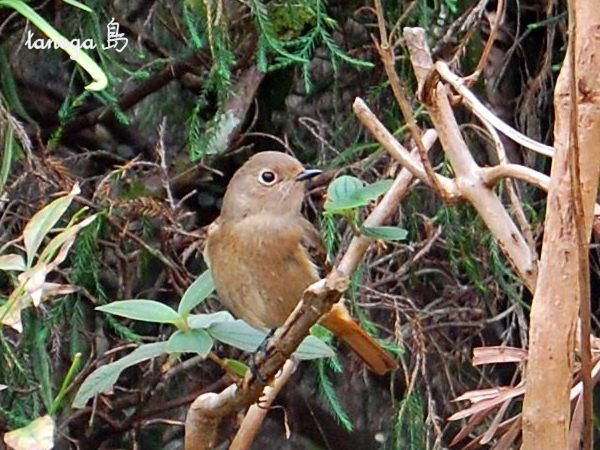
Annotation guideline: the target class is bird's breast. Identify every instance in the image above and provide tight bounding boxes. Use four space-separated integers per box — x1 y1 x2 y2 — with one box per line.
205 215 320 329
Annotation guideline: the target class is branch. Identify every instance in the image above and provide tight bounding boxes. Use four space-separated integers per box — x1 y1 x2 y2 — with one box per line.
477 108 537 258
352 100 459 200
403 27 537 292
521 0 600 445
184 131 439 450
373 0 448 201
480 164 600 216
480 164 550 191
229 359 297 450
62 54 206 137
434 61 555 157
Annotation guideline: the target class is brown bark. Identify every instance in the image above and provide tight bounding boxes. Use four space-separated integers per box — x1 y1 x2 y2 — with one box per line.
521 2 600 448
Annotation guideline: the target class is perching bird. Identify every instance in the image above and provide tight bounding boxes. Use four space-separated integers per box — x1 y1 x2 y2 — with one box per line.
204 151 397 375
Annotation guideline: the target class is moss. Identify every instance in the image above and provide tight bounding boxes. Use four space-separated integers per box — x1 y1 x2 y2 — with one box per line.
270 2 316 40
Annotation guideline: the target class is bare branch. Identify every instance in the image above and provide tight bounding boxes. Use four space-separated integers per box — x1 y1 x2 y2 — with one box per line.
435 61 555 157
373 0 448 201
480 164 550 191
403 27 537 291
184 132 439 449
229 359 297 450
353 99 460 200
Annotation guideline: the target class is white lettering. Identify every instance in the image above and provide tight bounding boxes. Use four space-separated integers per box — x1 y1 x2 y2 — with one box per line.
24 20 120 53
25 30 33 48
82 38 96 50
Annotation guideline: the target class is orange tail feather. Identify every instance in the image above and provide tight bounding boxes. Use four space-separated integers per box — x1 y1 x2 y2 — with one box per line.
320 302 398 375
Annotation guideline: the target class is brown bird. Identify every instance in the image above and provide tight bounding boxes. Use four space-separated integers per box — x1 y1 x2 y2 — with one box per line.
204 151 398 375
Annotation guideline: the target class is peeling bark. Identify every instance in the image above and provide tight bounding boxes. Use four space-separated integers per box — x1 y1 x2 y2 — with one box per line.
521 2 600 448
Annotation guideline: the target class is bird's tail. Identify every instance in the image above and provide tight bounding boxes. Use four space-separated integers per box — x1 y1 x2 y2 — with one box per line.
320 302 398 375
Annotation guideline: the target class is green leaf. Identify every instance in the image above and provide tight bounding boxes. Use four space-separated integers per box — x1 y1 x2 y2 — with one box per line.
23 184 80 267
295 335 335 360
353 179 393 203
61 0 92 12
209 320 334 360
209 319 265 352
96 300 179 324
72 342 168 408
0 126 14 195
361 226 408 241
0 0 107 90
178 270 215 316
324 177 393 212
0 47 34 123
166 329 213 356
188 311 234 329
326 175 363 203
50 352 82 415
223 358 249 377
0 253 25 272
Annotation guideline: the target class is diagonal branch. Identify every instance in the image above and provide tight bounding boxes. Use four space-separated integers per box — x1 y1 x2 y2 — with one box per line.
184 130 439 450
373 0 448 201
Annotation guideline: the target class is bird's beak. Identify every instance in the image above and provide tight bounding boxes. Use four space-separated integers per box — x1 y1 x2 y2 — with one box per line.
295 169 322 181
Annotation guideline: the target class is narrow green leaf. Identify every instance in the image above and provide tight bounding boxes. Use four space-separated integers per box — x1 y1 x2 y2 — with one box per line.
361 226 408 241
50 352 82 415
0 46 34 123
96 300 179 324
23 184 79 267
166 329 213 356
0 126 14 195
353 179 394 203
295 335 335 360
72 342 168 408
60 0 92 12
209 320 266 352
188 311 234 329
0 0 107 90
178 270 215 316
210 320 334 360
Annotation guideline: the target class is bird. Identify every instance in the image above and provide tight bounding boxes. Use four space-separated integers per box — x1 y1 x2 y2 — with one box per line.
204 151 398 375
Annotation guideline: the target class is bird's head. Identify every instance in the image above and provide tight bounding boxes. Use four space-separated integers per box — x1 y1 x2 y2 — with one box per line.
220 151 321 220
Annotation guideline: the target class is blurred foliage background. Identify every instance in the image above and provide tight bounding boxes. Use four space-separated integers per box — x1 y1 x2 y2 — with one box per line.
0 0 579 448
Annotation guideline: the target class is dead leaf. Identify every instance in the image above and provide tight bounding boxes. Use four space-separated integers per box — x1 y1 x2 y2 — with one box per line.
472 346 528 365
4 415 54 450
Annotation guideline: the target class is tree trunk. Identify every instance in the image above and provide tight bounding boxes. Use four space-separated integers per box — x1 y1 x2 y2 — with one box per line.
521 2 600 448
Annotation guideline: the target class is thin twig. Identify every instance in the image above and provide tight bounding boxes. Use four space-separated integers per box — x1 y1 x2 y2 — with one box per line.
373 0 449 201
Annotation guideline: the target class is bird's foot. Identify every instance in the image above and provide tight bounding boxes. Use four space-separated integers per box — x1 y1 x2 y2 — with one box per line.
249 329 275 383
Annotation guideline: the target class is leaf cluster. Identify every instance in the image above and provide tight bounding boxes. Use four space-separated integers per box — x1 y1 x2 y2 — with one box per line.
73 270 335 408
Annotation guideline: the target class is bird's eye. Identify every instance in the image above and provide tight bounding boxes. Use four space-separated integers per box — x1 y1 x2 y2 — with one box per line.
258 170 277 185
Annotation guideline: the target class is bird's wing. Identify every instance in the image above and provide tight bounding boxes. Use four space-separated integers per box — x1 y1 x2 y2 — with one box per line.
298 218 330 277
202 220 221 269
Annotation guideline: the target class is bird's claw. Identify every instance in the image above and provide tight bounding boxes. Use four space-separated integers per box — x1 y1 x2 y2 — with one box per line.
249 329 275 383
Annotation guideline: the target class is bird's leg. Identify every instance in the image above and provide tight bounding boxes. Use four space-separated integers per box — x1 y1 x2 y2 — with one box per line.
249 329 275 383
